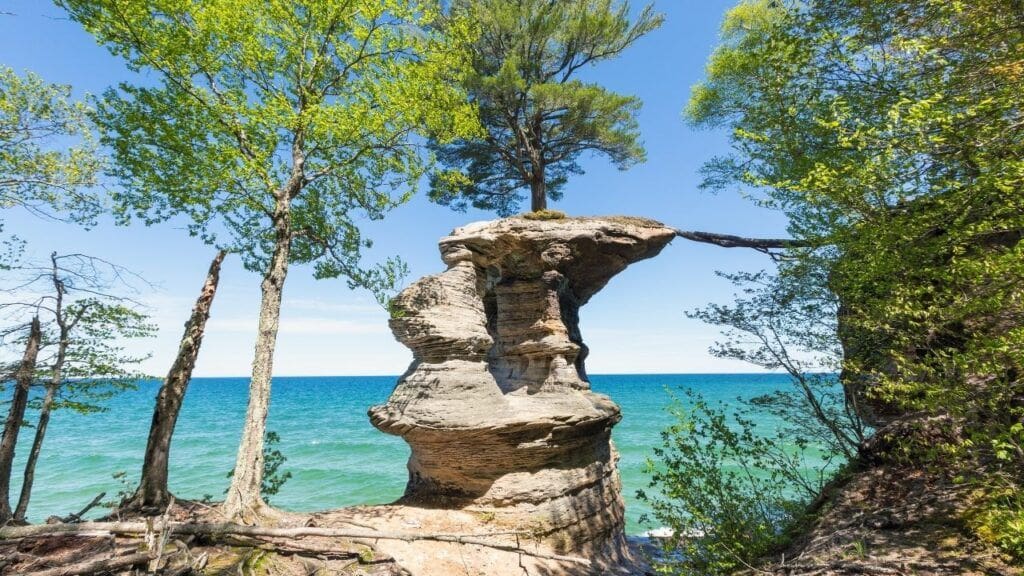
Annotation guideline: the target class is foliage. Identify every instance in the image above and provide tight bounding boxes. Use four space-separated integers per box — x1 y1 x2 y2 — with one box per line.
0 67 104 268
642 264 866 573
685 0 1024 564
0 66 103 225
0 253 155 414
638 389 817 575
46 299 154 414
688 0 1024 421
60 0 477 283
226 431 292 504
971 483 1024 561
688 269 866 462
428 0 662 214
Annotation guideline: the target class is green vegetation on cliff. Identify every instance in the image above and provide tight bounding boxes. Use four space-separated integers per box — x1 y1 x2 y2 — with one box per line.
644 0 1024 572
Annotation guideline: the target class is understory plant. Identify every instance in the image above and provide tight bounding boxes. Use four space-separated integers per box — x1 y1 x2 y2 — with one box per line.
638 390 819 575
226 430 291 505
639 267 862 574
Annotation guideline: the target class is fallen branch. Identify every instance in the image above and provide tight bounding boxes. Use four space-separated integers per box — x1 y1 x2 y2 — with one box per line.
0 521 590 567
51 492 106 524
22 551 152 576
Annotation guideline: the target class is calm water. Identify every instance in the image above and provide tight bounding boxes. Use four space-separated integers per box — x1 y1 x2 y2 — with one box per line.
8 374 805 533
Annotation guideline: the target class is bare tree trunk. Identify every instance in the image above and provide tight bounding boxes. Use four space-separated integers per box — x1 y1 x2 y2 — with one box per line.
0 316 41 523
129 250 226 512
15 252 72 521
13 339 64 522
224 210 291 520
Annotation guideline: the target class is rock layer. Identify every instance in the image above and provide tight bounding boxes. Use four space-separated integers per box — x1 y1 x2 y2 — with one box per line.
369 216 676 570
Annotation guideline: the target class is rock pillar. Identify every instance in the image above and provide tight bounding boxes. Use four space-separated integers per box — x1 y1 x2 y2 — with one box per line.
369 216 676 566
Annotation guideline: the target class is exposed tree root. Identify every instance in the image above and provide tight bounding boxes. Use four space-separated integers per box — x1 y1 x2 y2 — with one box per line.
674 229 810 252
0 520 591 567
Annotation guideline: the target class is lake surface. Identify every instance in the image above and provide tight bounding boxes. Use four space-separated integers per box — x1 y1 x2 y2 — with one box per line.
9 373 808 533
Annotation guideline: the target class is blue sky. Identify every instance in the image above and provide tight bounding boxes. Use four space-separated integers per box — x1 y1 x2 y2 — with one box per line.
0 0 790 376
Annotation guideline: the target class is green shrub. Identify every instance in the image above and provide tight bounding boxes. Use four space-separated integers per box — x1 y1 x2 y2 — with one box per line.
638 389 820 575
226 430 292 504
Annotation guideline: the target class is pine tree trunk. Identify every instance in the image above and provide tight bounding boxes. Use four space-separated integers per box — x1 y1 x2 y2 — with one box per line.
224 212 291 520
13 337 65 522
530 176 547 212
130 250 226 512
0 316 42 523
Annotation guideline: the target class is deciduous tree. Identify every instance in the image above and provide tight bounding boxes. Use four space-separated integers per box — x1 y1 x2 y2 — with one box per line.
58 0 477 520
649 0 1024 568
0 67 104 267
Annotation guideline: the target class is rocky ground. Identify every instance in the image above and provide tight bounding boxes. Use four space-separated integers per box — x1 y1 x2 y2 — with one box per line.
754 418 1022 576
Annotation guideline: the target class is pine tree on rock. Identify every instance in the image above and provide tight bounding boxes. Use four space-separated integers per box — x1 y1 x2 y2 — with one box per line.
429 0 662 214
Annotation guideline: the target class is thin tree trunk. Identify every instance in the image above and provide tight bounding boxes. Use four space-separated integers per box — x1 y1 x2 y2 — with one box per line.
0 316 42 523
14 252 72 521
13 340 64 522
129 250 226 512
224 210 291 520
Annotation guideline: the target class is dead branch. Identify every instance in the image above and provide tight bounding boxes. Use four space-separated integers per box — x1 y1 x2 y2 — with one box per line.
51 492 105 524
0 520 590 566
21 550 153 576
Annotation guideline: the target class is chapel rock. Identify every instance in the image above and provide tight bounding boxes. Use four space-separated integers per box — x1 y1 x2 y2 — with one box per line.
368 216 676 571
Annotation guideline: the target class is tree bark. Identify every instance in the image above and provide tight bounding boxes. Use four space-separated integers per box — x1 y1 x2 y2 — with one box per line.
0 316 42 523
23 551 154 576
224 204 291 520
530 174 547 212
130 250 226 512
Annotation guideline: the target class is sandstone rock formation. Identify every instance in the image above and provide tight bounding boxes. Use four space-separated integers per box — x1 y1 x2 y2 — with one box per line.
369 216 676 573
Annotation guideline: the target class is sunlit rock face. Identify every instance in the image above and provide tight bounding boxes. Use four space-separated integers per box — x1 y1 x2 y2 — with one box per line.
369 216 675 567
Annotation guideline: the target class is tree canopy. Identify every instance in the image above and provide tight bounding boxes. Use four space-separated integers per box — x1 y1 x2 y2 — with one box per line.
58 0 479 519
689 0 1024 418
0 67 102 224
428 0 662 214
63 0 476 278
661 0 1024 567
0 67 104 267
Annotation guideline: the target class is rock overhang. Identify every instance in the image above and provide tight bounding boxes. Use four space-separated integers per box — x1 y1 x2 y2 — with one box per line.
367 216 676 571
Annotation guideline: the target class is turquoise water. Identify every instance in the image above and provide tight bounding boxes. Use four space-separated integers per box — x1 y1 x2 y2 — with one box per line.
8 373 802 533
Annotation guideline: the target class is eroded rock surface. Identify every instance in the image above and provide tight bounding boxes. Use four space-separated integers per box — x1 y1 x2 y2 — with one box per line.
369 216 676 572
